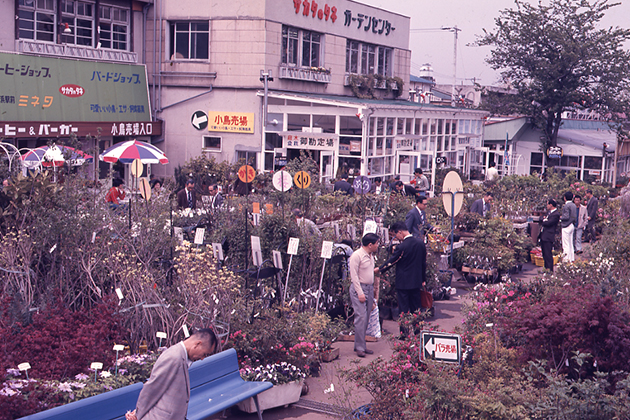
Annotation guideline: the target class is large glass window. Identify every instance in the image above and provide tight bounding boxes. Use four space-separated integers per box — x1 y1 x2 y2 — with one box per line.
282 26 323 68
60 1 94 46
18 0 56 42
345 40 393 76
169 22 209 60
99 4 128 50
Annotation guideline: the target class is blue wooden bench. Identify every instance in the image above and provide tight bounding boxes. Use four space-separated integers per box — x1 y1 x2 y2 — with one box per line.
19 348 273 420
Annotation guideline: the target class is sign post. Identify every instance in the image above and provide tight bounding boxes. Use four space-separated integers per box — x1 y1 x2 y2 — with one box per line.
421 331 461 364
283 238 299 304
353 175 371 228
113 344 125 376
315 241 333 311
441 171 465 268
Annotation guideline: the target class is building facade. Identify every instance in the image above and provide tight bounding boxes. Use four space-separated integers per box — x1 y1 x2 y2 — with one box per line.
0 0 159 179
146 0 488 187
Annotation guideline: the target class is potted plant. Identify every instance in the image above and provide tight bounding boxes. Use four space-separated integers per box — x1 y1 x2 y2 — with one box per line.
237 362 306 413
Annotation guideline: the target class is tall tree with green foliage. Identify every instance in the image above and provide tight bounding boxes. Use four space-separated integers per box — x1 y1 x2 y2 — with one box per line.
477 0 630 150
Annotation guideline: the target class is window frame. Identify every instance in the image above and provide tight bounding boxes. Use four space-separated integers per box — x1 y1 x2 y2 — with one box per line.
18 0 56 42
60 0 95 47
98 3 129 51
281 25 323 69
345 39 393 77
202 135 222 152
169 21 210 61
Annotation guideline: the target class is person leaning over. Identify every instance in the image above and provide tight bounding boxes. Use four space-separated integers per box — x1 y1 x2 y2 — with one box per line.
375 222 426 319
539 198 560 271
126 329 217 420
348 233 380 358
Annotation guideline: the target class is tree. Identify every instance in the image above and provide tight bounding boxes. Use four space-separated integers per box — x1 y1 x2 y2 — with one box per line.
477 0 630 150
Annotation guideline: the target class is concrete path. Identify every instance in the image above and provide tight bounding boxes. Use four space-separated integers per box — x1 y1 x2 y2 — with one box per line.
210 262 544 419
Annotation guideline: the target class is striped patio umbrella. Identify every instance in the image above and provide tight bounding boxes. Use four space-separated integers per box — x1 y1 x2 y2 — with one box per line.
99 140 168 164
21 145 93 168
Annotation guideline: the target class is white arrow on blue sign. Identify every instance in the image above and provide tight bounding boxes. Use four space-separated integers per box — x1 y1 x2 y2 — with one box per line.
353 175 371 194
421 331 461 364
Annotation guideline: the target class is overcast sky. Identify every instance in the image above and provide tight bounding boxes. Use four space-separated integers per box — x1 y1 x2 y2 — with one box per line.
360 0 630 87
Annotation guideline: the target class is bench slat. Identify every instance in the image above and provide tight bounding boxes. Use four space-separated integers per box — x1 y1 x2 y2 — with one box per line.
189 348 240 389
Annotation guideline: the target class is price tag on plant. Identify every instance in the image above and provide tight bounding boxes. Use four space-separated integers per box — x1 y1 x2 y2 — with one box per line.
321 241 333 259
287 238 300 255
347 224 356 240
113 344 125 351
272 250 283 269
18 362 31 371
211 243 224 261
333 222 340 239
194 228 205 245
115 288 124 300
182 325 190 338
156 332 167 339
252 212 260 226
91 362 103 370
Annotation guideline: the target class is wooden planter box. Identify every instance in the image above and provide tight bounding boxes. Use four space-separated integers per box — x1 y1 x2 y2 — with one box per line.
237 380 304 413
461 266 497 276
339 334 377 342
320 347 340 362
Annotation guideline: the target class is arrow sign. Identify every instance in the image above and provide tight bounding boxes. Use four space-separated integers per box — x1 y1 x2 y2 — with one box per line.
421 332 461 364
191 111 208 130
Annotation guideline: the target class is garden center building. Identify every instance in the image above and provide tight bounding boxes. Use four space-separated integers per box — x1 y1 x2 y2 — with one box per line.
144 0 488 186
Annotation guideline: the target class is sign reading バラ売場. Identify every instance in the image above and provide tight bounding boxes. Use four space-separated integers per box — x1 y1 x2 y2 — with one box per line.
0 51 151 122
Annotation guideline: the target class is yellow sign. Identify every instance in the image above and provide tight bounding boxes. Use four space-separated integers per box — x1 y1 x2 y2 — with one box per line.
208 111 254 133
294 171 311 189
139 178 152 201
238 165 256 183
130 158 143 178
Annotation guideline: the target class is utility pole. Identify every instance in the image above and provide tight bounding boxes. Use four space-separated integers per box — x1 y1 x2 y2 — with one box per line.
260 70 274 126
442 26 461 107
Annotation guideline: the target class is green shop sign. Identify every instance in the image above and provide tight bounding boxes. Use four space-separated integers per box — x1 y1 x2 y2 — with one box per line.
0 52 151 123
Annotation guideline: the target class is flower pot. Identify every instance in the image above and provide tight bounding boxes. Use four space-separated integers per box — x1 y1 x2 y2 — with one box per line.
320 347 340 362
237 380 304 413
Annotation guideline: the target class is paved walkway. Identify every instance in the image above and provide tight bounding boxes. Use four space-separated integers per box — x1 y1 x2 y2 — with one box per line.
210 262 545 419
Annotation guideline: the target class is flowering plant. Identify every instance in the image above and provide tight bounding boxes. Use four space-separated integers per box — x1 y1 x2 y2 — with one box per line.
240 362 306 385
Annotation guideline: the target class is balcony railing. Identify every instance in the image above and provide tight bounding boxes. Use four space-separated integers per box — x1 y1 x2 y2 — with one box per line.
17 40 137 64
344 74 399 90
279 66 331 83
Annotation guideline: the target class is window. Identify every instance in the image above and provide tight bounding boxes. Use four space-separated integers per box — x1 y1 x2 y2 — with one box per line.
203 136 221 152
236 151 256 166
60 1 94 46
281 26 323 68
99 5 128 50
345 40 392 76
18 0 56 42
169 22 209 60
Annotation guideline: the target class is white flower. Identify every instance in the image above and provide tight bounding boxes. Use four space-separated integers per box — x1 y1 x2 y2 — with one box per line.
100 371 112 378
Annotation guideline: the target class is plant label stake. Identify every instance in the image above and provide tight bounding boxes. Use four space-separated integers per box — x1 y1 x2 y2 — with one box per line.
316 241 334 311
194 228 205 245
91 362 103 382
156 331 167 348
182 324 190 338
211 243 224 265
18 362 31 380
284 238 300 304
113 344 124 376
115 288 124 301
251 236 262 267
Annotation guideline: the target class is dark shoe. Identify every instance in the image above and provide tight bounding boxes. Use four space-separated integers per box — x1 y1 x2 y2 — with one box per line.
356 351 366 357
364 349 374 355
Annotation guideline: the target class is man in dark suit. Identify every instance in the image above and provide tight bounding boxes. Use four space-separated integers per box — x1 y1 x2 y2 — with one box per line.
392 180 417 198
333 174 353 195
585 189 598 243
470 192 493 217
540 198 560 271
177 179 197 210
207 184 224 210
405 196 434 240
375 222 426 316
369 177 384 194
126 329 217 420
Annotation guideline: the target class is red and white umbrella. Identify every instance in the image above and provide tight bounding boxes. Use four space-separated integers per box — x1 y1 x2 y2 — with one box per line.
21 145 93 169
99 140 168 165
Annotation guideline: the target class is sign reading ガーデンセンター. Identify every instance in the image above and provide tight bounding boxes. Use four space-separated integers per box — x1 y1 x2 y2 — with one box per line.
0 51 151 123
208 111 254 133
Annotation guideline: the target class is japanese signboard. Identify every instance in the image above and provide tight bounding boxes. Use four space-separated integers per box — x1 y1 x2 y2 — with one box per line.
0 120 160 139
0 51 151 122
282 132 338 151
421 331 461 364
208 111 254 133
395 137 414 151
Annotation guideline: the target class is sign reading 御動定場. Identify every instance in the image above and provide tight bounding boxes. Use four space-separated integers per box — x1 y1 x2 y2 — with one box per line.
0 51 151 122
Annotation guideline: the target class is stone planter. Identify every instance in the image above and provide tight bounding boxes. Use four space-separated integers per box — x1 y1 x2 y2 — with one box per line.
320 347 340 362
237 380 304 413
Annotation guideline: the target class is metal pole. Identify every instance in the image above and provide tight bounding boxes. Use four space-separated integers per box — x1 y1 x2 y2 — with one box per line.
283 254 294 304
315 259 327 312
450 191 455 269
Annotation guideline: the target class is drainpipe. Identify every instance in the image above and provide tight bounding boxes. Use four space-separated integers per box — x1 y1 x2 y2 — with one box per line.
152 0 157 115
142 2 150 65
360 107 375 176
158 0 163 112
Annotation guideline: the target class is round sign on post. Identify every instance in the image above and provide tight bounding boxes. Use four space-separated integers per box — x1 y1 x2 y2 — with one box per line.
191 111 208 131
139 178 152 201
272 170 293 192
442 171 464 217
130 158 143 178
353 175 371 194
294 171 311 189
238 165 256 183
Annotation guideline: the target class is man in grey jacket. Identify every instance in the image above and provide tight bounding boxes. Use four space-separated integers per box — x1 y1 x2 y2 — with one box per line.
126 329 217 420
560 191 577 263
